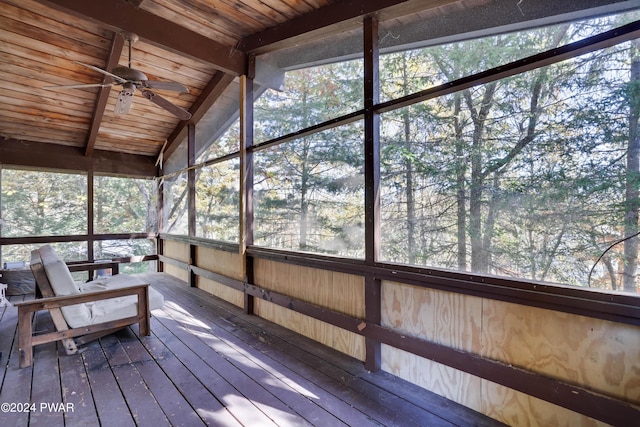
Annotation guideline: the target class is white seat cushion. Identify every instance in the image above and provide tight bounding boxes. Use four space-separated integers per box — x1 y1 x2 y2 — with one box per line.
65 273 164 328
37 245 164 328
38 245 92 326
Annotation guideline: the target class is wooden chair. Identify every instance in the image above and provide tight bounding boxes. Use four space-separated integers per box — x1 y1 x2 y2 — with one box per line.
15 247 160 368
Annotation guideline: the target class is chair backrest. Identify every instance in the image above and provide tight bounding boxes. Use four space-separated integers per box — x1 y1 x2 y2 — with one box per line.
30 246 92 327
36 245 80 296
30 249 56 299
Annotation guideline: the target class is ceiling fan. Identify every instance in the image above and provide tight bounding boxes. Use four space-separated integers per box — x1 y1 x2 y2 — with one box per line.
45 33 192 120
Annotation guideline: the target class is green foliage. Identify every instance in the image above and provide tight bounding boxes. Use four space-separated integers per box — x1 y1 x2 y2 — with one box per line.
1 169 87 237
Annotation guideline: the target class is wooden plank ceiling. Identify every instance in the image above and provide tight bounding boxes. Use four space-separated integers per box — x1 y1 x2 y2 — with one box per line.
0 0 436 175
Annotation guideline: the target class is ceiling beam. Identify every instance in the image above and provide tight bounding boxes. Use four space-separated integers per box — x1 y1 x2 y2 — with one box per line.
85 32 125 157
163 71 235 161
35 0 246 75
240 0 443 53
0 138 157 177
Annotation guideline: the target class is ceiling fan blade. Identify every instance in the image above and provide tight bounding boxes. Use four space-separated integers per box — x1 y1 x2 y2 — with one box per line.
144 80 189 93
141 89 192 120
74 61 126 84
115 90 134 114
44 83 114 90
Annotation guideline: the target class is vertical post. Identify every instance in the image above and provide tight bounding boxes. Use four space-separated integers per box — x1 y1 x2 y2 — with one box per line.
188 123 197 287
156 175 164 272
0 167 3 264
87 169 95 281
240 55 255 314
363 15 382 372
188 123 196 238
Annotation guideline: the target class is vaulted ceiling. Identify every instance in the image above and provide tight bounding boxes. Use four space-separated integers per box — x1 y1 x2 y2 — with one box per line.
0 0 635 176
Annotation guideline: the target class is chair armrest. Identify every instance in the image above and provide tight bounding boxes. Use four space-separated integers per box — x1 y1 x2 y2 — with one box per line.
14 284 149 314
67 260 120 275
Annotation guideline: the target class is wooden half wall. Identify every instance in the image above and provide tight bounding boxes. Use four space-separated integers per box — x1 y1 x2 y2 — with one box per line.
159 235 640 426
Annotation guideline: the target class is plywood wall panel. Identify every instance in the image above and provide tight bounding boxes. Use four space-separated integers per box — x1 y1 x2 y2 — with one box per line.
255 299 365 361
254 258 289 291
165 263 188 282
254 259 365 317
331 271 365 318
289 263 333 305
164 240 190 263
481 300 640 403
197 246 243 280
197 276 244 308
481 380 607 427
381 344 482 411
381 280 482 352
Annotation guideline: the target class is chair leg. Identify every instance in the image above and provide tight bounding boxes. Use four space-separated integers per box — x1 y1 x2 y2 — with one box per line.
48 308 78 355
17 307 33 369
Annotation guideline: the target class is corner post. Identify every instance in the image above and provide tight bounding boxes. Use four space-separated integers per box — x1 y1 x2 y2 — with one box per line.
364 15 382 372
240 55 256 314
188 123 197 287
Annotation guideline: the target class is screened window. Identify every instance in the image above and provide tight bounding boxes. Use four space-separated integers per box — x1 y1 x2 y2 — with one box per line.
254 60 364 144
380 20 640 292
94 176 157 233
1 242 87 267
93 239 156 274
162 172 188 235
196 159 240 242
254 123 365 257
1 168 87 237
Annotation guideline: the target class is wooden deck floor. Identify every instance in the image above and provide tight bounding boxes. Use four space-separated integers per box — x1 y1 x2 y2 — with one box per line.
0 273 503 427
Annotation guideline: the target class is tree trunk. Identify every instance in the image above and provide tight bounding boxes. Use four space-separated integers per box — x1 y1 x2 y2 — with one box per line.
623 47 640 292
403 108 416 264
453 93 467 270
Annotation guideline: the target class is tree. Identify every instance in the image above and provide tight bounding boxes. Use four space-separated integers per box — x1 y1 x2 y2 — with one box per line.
622 40 640 292
253 61 364 255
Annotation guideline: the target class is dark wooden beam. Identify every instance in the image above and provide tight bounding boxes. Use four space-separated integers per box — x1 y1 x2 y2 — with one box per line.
85 32 125 157
187 123 196 238
363 16 382 372
35 0 245 75
0 137 157 177
240 0 430 53
163 71 235 160
0 233 156 246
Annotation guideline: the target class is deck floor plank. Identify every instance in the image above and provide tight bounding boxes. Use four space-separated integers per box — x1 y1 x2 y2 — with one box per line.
149 313 282 426
157 301 349 427
0 295 31 427
29 336 64 427
157 282 449 426
157 284 408 426
155 304 328 425
100 333 172 427
58 341 101 427
83 339 137 427
116 328 207 427
136 323 243 426
0 272 505 427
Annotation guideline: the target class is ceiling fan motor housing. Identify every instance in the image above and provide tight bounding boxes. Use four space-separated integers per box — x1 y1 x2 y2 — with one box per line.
121 82 136 96
111 66 148 83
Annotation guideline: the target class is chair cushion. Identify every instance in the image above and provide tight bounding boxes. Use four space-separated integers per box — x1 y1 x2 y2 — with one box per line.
85 287 164 325
42 259 80 296
38 245 80 296
71 273 164 327
35 244 164 328
61 304 93 328
37 245 91 326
